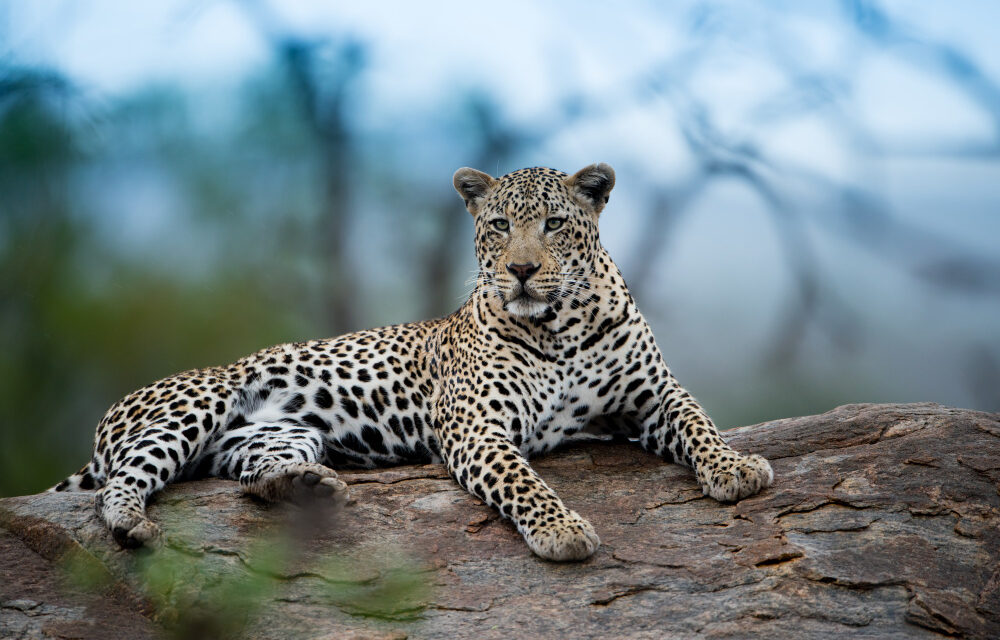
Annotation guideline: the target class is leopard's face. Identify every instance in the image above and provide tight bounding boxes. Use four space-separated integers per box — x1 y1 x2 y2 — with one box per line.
454 164 616 319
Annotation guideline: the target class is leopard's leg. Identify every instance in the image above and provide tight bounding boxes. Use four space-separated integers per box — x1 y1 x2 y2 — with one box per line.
204 421 347 505
434 402 599 562
96 422 194 548
614 333 773 502
635 377 772 501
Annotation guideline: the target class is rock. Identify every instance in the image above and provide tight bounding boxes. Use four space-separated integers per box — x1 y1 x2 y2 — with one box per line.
1 402 998 639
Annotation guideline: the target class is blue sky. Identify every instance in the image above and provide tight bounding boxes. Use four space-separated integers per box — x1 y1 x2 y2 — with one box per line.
5 1 1000 193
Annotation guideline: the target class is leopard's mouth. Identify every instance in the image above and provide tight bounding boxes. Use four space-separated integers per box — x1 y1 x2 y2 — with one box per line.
507 282 547 302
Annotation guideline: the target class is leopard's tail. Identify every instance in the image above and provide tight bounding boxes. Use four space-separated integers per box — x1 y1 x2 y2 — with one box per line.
49 461 102 492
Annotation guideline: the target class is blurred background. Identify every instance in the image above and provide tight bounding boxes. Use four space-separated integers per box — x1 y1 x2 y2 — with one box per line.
2 0 998 496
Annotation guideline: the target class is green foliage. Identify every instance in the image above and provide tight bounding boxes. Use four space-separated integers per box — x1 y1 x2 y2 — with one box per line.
61 544 115 594
136 542 283 640
58 504 431 639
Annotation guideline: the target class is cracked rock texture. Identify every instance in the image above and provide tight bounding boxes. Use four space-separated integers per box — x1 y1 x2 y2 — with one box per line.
1 402 998 639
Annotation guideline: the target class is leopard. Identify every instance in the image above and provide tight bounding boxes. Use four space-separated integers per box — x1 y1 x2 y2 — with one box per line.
52 163 773 561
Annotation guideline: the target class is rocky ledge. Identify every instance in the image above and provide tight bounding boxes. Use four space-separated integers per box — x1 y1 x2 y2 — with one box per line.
1 403 998 639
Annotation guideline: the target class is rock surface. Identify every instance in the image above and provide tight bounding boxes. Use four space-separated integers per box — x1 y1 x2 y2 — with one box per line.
1 402 998 639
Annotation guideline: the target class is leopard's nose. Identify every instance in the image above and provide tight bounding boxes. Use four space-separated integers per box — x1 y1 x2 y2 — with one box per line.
506 262 540 283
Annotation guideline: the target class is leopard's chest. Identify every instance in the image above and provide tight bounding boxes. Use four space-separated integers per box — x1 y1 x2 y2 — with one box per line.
512 343 626 455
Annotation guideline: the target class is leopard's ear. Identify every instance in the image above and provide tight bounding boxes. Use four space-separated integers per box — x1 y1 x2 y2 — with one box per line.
453 167 496 216
565 163 615 215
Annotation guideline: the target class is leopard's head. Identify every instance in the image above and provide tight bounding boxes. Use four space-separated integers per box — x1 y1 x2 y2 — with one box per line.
453 164 615 319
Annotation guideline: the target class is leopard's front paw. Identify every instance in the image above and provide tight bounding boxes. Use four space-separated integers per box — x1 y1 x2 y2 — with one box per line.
523 510 600 562
702 454 773 503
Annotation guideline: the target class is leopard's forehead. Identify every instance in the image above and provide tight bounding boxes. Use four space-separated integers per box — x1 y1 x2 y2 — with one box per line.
496 166 569 188
484 167 574 219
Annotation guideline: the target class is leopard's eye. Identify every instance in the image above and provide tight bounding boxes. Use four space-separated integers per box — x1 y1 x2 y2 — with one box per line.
491 219 510 232
545 217 565 231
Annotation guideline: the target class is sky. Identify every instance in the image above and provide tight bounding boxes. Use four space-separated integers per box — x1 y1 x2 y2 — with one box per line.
5 1 1000 188
5 1 1000 126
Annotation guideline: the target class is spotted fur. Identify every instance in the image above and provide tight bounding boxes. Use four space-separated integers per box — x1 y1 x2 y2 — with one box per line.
53 164 773 560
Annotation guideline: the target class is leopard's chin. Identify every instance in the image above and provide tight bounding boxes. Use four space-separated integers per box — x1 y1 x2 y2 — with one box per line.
504 295 551 318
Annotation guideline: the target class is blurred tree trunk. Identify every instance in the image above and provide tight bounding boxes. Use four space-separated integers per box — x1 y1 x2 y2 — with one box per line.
421 97 524 319
280 41 364 333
